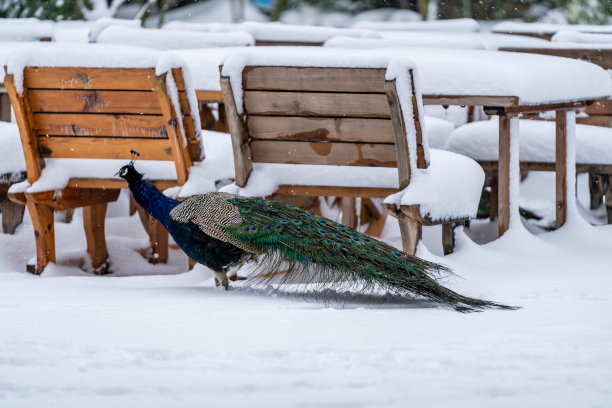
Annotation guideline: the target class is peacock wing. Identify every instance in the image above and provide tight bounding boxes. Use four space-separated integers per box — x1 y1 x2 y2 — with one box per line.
168 192 256 253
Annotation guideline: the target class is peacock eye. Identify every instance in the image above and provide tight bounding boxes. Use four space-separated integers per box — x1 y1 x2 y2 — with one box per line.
120 168 128 176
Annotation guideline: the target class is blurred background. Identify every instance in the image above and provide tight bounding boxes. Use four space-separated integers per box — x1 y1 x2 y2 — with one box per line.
0 0 610 27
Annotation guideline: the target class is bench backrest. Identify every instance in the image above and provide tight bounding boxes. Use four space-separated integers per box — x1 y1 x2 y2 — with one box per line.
4 66 200 185
220 65 427 190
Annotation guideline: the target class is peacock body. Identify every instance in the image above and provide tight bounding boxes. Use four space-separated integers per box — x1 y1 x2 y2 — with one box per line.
118 163 514 312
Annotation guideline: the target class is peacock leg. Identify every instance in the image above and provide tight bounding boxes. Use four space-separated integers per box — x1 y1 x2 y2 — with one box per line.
211 270 229 290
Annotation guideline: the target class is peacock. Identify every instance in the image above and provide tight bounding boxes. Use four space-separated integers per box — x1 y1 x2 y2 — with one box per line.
117 161 515 312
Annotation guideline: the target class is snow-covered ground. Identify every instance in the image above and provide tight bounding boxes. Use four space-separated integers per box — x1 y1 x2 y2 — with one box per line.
1 171 611 407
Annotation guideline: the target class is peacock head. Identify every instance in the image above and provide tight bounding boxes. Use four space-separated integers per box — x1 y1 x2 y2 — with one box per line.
116 163 143 182
116 150 144 182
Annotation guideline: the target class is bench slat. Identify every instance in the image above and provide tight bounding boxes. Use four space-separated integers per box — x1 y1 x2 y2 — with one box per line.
250 140 397 167
243 66 386 92
23 67 186 91
39 137 173 160
28 89 190 115
244 91 390 118
34 113 166 138
247 116 394 143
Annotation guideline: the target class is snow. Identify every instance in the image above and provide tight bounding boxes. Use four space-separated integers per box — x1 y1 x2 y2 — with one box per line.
424 116 455 149
322 46 612 104
164 21 380 43
493 21 612 35
0 122 26 175
383 149 484 221
96 26 254 49
352 18 480 32
88 17 139 42
551 30 612 44
0 21 55 41
444 118 612 164
0 41 44 84
159 0 267 25
3 172 612 406
327 32 550 51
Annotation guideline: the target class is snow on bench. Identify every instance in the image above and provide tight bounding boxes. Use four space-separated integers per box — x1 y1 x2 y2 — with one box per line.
0 21 54 42
551 31 612 44
321 46 612 104
163 21 380 45
96 26 254 50
88 17 140 42
445 119 612 165
352 18 480 32
492 22 612 40
325 32 549 51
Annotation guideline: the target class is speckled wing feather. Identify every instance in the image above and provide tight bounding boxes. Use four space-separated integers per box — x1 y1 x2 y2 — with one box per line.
169 192 256 253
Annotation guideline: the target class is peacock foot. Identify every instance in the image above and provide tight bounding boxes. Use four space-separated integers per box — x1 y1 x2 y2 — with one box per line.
212 270 229 290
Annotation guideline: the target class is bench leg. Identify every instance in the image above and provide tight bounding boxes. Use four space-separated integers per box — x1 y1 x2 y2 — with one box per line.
397 211 421 256
489 184 498 221
2 200 25 234
605 176 612 224
83 203 110 275
588 173 605 210
149 219 169 264
442 223 455 255
341 197 356 228
362 198 386 238
26 200 55 274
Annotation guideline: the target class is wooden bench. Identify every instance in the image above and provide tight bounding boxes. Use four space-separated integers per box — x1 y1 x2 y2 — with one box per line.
219 61 483 254
4 64 201 274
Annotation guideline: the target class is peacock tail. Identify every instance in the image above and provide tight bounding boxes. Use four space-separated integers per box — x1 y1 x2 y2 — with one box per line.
218 197 514 312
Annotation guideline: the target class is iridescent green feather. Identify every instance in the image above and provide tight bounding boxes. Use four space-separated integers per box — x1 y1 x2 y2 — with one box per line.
223 198 514 312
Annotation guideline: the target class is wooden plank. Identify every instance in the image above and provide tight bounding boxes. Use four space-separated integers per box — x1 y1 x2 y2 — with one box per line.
220 76 252 187
1 200 25 234
485 100 589 116
3 74 44 184
38 137 174 160
254 40 324 47
556 110 568 229
493 31 554 40
479 160 612 174
577 115 612 127
28 89 190 115
24 67 154 90
500 47 612 69
25 200 55 274
196 90 224 102
498 115 512 236
274 185 396 198
28 187 120 211
154 73 191 185
385 79 412 190
243 66 386 92
423 94 518 107
67 178 178 190
584 99 612 115
246 116 394 143
83 203 110 274
250 140 397 167
244 91 390 118
34 113 166 138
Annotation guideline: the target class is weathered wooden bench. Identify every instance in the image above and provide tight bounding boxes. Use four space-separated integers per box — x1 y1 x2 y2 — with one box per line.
219 57 483 254
4 62 201 274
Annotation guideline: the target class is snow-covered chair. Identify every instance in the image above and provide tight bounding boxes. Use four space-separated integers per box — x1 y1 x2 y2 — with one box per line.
444 118 612 222
4 46 204 274
218 49 484 255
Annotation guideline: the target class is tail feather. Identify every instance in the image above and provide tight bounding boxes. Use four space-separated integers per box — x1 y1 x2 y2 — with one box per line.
224 198 516 312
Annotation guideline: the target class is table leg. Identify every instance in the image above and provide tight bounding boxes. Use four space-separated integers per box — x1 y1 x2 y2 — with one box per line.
555 110 576 229
1 92 11 122
498 115 519 236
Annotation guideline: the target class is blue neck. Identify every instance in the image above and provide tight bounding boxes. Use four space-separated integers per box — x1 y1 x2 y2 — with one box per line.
128 178 180 226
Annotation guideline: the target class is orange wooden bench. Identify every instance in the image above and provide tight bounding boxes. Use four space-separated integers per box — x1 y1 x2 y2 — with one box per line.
219 59 483 254
4 63 201 274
